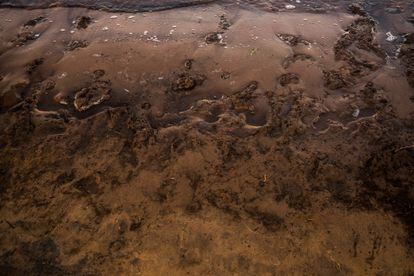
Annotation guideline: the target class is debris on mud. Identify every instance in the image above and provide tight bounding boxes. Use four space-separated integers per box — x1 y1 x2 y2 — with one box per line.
74 15 92 29
348 3 366 16
13 29 38 46
24 16 45 27
25 58 44 75
276 33 309 46
171 72 205 92
278 73 300 86
221 71 231 80
205 32 224 44
360 82 388 107
65 40 89 51
282 53 315 69
334 18 385 76
231 81 258 113
323 70 347 90
360 143 414 245
184 59 193 70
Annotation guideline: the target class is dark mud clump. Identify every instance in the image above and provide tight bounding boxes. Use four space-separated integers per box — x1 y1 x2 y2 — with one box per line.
347 3 367 16
74 71 111 111
334 17 385 77
323 70 347 90
231 81 258 113
399 33 414 88
360 143 414 245
66 40 89 51
74 15 92 29
282 53 315 69
25 58 44 75
278 73 300 86
276 33 309 46
24 16 45 27
14 29 38 46
171 72 205 92
184 59 193 70
219 15 231 30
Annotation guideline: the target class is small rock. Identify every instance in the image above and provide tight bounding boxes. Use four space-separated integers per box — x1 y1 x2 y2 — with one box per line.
205 32 223 44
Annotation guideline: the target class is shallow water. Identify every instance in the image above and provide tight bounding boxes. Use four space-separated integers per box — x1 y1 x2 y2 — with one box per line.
0 0 384 12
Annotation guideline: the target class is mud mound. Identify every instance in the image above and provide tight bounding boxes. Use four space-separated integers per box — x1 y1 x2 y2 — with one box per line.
333 17 385 83
73 72 111 111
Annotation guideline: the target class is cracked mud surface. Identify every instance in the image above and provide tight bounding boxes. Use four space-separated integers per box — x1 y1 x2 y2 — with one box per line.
0 1 414 275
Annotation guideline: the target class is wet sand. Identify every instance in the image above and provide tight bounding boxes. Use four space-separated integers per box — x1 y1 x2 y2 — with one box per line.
0 1 414 275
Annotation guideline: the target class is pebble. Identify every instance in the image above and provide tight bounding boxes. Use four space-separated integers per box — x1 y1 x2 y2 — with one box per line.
386 31 397 42
285 4 296 9
102 26 109 31
352 109 360 118
58 72 67 79
110 15 118 19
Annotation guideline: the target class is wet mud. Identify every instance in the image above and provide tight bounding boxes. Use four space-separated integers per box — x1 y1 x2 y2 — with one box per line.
0 1 414 275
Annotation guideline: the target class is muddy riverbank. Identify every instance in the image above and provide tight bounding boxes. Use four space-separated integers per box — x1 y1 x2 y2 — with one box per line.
0 1 414 274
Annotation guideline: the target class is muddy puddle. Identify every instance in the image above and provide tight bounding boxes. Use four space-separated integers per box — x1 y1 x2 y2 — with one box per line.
0 0 414 274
